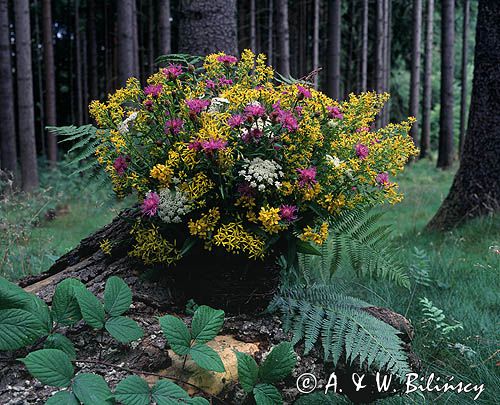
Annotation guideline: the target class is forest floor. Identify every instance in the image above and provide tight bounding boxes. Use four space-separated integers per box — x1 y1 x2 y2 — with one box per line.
0 160 498 404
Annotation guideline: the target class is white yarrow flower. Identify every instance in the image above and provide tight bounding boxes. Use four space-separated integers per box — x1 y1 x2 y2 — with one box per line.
239 157 283 192
118 111 139 134
158 189 192 223
208 97 230 113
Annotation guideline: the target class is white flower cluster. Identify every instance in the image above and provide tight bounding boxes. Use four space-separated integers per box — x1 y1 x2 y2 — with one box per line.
158 189 192 223
208 97 229 113
118 111 138 134
238 157 283 191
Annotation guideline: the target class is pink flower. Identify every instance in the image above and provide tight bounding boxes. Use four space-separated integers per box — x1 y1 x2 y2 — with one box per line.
113 156 128 176
185 99 211 114
355 143 369 160
295 106 303 115
217 55 238 64
228 114 245 128
241 128 263 143
219 76 233 86
327 106 343 119
206 79 216 89
356 126 370 132
375 172 390 187
143 99 154 111
297 166 317 188
201 138 227 153
165 118 184 135
277 109 298 132
244 103 266 117
144 84 163 98
188 140 202 151
297 85 312 99
141 192 160 216
163 64 183 80
279 205 298 222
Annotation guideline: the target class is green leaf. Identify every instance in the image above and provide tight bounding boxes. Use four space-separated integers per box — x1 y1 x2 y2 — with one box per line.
51 279 85 326
189 344 225 372
45 390 79 405
105 316 143 343
74 287 105 329
115 375 150 405
44 333 77 360
72 373 113 405
191 305 224 344
159 315 191 355
258 342 296 384
296 240 322 256
104 276 132 317
253 384 282 405
0 309 46 350
151 379 189 404
25 295 52 334
19 349 74 387
235 351 259 393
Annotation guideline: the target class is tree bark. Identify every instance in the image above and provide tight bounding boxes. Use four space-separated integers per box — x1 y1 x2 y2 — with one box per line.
14 0 39 191
375 0 384 95
276 0 290 77
459 0 470 157
327 0 341 99
250 0 257 53
436 0 455 169
0 0 17 178
87 0 98 100
75 0 83 125
382 0 391 125
268 0 273 65
158 0 171 55
117 0 136 86
428 0 500 230
178 0 237 57
420 0 434 159
409 0 422 145
131 0 139 77
312 0 320 89
360 0 368 92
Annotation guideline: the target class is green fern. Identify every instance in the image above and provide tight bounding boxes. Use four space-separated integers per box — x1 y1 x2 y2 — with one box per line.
270 285 411 379
419 297 463 337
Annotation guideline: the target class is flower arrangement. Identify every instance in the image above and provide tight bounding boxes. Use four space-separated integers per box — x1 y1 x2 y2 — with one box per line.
89 50 418 266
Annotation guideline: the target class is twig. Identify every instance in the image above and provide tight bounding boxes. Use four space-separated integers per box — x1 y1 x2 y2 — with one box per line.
73 358 229 404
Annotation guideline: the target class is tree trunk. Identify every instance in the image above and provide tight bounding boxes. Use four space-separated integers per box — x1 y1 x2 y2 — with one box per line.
0 0 17 178
87 0 98 100
131 0 139 77
147 0 154 74
360 0 368 92
312 0 320 88
409 0 422 145
436 0 455 169
344 1 354 98
420 0 434 159
75 0 83 125
178 0 237 57
458 0 470 157
117 0 136 86
14 0 39 191
276 0 290 77
268 0 273 65
250 0 257 53
158 0 171 55
82 26 89 122
327 0 341 99
382 0 391 125
427 0 500 230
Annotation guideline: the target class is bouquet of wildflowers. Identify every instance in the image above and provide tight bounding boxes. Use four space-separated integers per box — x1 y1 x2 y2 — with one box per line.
90 50 418 266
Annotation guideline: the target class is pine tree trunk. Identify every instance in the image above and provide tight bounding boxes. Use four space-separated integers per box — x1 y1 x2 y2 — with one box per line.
117 0 136 86
14 0 39 191
33 0 45 155
178 0 237 56
409 0 422 145
0 0 17 178
420 0 434 159
82 27 89 122
75 0 83 125
131 0 139 77
459 0 470 157
158 0 171 55
344 1 354 97
360 0 368 92
87 0 98 100
375 0 384 95
428 0 500 230
250 0 257 53
382 0 391 125
312 0 320 88
327 0 341 99
268 0 273 65
276 0 290 77
148 0 154 74
436 0 455 169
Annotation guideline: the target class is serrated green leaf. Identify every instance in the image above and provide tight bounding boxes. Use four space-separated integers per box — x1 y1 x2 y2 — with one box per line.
0 309 46 350
189 344 225 372
51 279 85 326
24 295 52 334
235 351 259 393
19 349 74 387
44 333 77 360
115 375 150 405
253 383 282 405
258 342 296 384
190 305 224 344
105 316 143 343
75 287 105 329
151 379 189 404
159 315 191 355
45 390 79 405
104 276 132 317
72 373 113 404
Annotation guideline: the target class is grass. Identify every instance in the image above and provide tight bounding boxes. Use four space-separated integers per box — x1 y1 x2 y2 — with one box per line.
1 160 498 404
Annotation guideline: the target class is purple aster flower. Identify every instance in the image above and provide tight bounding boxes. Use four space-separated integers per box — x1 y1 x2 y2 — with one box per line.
297 84 312 99
355 143 370 160
206 79 216 89
201 138 228 153
141 192 160 216
163 64 183 80
228 114 245 128
277 109 298 132
375 172 390 187
219 76 233 86
185 99 211 114
143 99 154 111
279 205 298 222
244 103 266 117
327 106 343 119
165 118 184 135
241 128 263 143
113 156 128 176
144 84 163 98
295 106 304 115
356 126 370 132
188 140 202 151
297 166 317 188
217 55 238 64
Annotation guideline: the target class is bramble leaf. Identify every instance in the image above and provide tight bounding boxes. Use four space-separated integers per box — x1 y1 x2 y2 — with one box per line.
19 349 73 387
253 383 282 405
159 315 191 355
0 309 46 350
258 342 296 384
104 276 132 317
74 287 105 329
115 375 150 405
105 316 143 343
191 305 224 344
189 344 225 372
235 351 259 393
72 373 113 405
